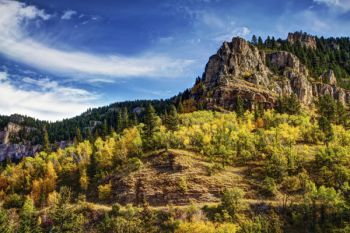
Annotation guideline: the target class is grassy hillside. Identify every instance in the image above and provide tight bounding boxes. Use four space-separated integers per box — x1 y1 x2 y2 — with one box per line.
1 99 350 232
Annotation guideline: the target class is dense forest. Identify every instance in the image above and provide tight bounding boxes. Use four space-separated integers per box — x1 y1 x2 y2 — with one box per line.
1 94 350 232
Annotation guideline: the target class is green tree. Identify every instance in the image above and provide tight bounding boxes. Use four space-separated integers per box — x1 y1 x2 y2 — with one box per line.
42 125 51 153
275 94 301 115
177 102 184 113
102 120 108 138
0 207 12 233
257 36 263 48
166 105 179 131
86 128 93 143
219 188 246 221
251 35 257 45
316 95 336 145
75 127 83 144
236 96 245 118
122 107 129 129
131 112 139 126
143 104 159 139
116 110 123 133
51 187 84 233
18 197 39 233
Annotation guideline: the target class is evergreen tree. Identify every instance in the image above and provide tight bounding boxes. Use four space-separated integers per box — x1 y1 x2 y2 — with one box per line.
275 94 301 115
317 95 337 145
177 102 184 113
236 96 245 118
88 146 97 183
42 125 51 153
18 198 39 233
143 104 159 144
251 35 257 45
122 107 129 129
257 36 263 48
86 128 94 143
131 112 139 126
51 187 84 233
335 101 347 126
0 207 12 233
75 127 83 144
166 105 179 131
116 110 122 133
102 120 108 138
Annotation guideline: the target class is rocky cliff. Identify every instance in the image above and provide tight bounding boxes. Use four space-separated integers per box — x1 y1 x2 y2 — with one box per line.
0 122 41 162
191 36 350 111
287 32 317 49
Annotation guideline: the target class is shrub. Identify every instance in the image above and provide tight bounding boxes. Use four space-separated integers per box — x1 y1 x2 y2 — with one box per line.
219 188 246 221
98 182 112 201
261 177 278 197
3 193 23 209
178 177 188 194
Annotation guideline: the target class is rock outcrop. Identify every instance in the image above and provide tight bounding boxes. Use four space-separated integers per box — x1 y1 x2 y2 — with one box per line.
0 122 41 162
191 36 350 111
288 32 317 50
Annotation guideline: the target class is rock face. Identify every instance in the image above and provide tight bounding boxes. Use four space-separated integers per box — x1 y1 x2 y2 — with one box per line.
0 122 41 162
320 70 337 85
288 32 317 50
191 36 350 111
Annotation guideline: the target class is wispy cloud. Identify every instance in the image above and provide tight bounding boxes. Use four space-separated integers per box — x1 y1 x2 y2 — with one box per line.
0 71 99 121
61 10 77 20
0 0 194 82
314 0 350 12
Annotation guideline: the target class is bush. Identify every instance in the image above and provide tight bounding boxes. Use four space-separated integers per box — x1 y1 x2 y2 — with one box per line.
3 193 23 209
178 177 188 194
98 182 112 201
261 177 277 197
219 188 245 221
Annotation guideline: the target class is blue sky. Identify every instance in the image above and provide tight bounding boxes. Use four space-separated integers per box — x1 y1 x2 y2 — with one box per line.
0 0 350 120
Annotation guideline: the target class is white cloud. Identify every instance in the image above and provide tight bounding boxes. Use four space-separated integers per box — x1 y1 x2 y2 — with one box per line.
0 71 98 121
0 71 7 81
189 10 251 42
213 27 251 42
61 10 77 20
314 0 350 12
0 0 193 82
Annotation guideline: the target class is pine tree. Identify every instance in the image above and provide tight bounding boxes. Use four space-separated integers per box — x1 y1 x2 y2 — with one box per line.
236 96 245 118
42 125 51 153
102 120 108 138
144 104 159 139
116 110 122 133
122 107 129 129
51 187 84 233
18 197 39 233
276 94 301 115
166 105 179 131
86 128 93 143
75 127 83 144
177 102 184 113
131 112 139 126
251 35 257 45
317 95 337 145
0 207 12 233
258 36 263 48
88 149 97 183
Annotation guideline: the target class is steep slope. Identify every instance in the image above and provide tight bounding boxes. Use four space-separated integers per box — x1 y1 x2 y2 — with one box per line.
96 149 249 206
